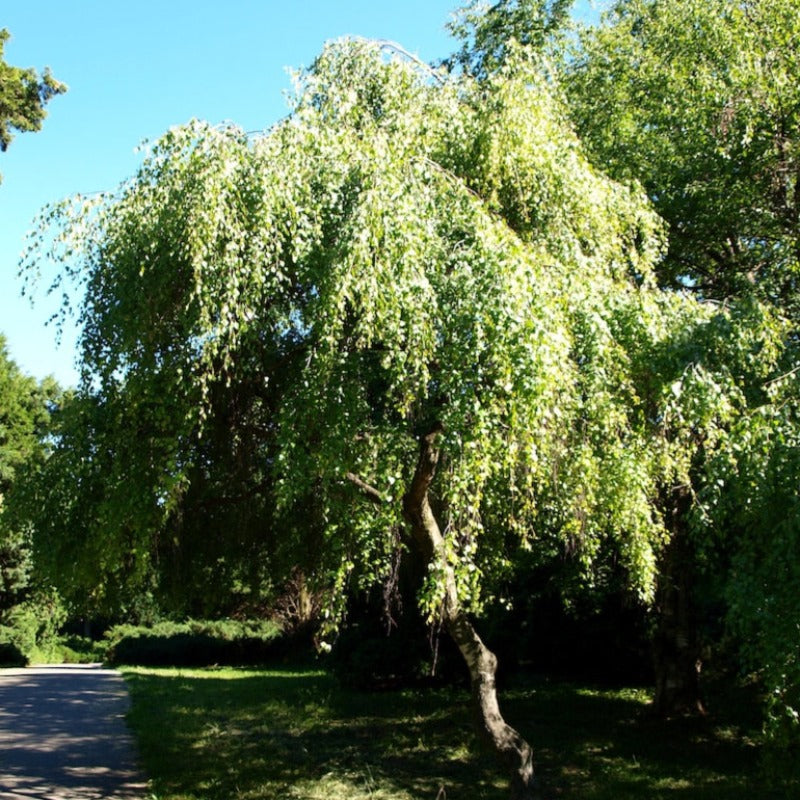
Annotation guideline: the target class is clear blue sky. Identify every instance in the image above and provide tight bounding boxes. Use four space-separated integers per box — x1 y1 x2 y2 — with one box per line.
1 1 599 388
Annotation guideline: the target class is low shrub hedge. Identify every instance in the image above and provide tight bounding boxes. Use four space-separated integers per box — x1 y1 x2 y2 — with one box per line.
104 619 284 666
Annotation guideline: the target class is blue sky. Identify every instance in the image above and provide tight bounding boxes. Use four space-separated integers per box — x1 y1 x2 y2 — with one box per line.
1 1 599 387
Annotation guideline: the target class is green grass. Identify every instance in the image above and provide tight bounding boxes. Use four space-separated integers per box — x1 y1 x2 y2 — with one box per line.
122 666 794 800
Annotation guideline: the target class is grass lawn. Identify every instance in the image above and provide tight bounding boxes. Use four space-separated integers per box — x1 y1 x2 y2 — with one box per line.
122 666 792 800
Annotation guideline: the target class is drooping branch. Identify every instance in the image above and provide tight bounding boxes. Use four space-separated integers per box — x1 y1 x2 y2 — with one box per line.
345 471 385 506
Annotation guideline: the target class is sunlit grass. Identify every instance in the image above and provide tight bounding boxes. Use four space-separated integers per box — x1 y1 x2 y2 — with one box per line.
122 666 792 800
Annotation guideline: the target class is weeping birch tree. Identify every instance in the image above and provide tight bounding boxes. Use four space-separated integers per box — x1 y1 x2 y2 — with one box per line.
23 40 790 796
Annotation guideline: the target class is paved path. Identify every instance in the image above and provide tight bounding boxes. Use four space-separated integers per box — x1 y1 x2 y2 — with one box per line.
0 664 148 799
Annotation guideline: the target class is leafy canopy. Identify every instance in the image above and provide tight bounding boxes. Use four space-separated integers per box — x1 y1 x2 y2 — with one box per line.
443 0 575 78
24 40 786 627
564 0 800 317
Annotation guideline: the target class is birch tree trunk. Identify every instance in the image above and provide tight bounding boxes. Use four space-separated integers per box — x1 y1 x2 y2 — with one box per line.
402 427 537 800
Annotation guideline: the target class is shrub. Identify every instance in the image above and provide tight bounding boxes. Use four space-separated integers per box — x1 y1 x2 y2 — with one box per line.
0 588 67 663
0 636 28 666
104 619 284 666
58 634 106 664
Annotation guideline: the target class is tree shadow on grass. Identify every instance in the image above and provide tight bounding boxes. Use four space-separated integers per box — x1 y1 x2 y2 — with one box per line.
123 668 791 800
508 677 790 800
124 667 516 799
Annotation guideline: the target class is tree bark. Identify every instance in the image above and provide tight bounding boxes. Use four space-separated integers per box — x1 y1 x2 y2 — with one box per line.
402 427 537 800
652 486 704 716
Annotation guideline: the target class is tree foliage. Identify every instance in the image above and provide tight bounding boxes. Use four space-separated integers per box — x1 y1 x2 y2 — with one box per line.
0 29 65 180
24 384 279 619
443 0 574 78
564 0 800 319
28 41 674 611
697 365 800 766
0 336 57 610
25 33 785 636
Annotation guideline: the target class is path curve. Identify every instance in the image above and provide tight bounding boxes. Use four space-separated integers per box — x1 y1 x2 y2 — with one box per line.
0 664 148 799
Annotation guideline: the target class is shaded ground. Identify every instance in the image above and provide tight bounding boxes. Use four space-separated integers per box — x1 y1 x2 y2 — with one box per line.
0 664 147 799
124 666 795 800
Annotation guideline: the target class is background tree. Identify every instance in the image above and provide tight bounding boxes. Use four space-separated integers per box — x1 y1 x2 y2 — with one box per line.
443 0 574 78
561 0 800 720
447 0 800 720
24 378 282 621
14 389 164 620
0 336 57 611
564 0 800 320
695 362 800 768
0 28 65 181
446 0 800 316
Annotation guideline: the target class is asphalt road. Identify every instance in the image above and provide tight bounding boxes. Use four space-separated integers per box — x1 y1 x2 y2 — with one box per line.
0 664 148 799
